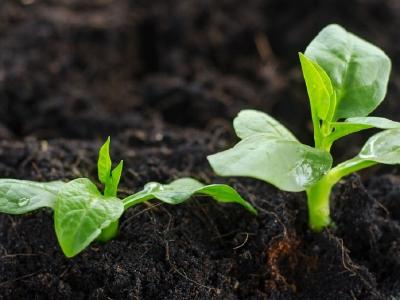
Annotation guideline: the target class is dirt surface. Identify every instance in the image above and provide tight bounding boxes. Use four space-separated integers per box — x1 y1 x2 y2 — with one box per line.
1 0 400 299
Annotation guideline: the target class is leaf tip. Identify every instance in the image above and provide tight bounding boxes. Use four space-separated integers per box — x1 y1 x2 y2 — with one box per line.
206 154 222 175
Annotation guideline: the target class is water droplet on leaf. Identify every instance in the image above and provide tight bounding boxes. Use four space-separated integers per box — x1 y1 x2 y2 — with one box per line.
143 182 161 192
17 197 30 207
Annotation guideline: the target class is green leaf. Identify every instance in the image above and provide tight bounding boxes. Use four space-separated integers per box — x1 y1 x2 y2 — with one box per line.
358 129 400 164
299 53 335 121
122 178 256 214
104 160 124 197
54 178 124 258
207 134 332 192
330 129 400 179
305 24 391 119
98 137 112 185
194 184 256 214
345 117 400 128
0 180 64 214
329 117 400 142
233 110 297 141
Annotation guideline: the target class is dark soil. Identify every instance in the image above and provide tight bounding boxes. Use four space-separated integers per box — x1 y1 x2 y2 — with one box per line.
1 0 400 299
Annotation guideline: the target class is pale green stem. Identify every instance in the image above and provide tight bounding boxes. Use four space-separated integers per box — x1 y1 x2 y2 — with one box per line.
306 173 336 231
97 181 121 242
330 157 377 180
122 192 154 210
97 220 119 242
312 112 323 149
306 157 377 231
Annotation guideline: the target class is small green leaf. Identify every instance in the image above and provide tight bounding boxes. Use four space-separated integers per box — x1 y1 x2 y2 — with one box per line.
122 178 256 214
305 24 391 119
207 134 332 192
330 129 400 180
194 184 256 214
358 129 400 164
233 110 298 141
54 178 124 258
151 178 204 203
328 117 400 142
104 160 124 197
299 53 335 121
345 117 400 128
0 180 64 214
98 137 112 185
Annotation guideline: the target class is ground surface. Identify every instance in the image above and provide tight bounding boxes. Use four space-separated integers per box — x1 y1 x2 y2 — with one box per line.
1 0 400 299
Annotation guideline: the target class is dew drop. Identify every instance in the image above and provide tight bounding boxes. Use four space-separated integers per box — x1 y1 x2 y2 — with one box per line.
17 197 30 207
143 182 161 192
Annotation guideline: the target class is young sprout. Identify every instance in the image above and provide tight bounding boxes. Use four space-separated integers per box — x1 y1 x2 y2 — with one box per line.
0 138 256 257
208 24 398 231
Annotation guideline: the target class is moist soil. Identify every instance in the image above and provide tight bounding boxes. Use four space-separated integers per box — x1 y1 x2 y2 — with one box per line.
1 1 400 299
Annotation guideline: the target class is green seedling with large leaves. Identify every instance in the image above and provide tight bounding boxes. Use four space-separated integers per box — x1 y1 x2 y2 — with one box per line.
0 138 256 257
208 24 397 231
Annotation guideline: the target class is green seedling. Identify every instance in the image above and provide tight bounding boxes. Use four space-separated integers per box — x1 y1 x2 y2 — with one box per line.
0 137 256 257
208 24 399 231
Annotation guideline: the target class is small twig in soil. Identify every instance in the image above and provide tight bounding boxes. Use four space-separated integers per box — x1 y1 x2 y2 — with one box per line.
334 235 361 275
257 206 288 236
59 266 71 279
31 162 43 180
71 151 85 177
158 206 173 233
211 229 239 240
350 290 357 300
328 232 379 297
0 271 40 287
127 168 141 181
1 252 49 259
255 32 276 64
232 233 250 250
373 198 390 216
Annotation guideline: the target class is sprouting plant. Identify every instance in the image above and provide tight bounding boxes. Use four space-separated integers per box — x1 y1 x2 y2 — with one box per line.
208 24 399 232
0 137 256 257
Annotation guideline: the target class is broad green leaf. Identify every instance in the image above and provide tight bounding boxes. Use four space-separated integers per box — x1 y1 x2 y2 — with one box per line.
122 178 256 214
207 134 332 192
305 24 391 119
0 180 64 214
104 160 124 197
233 110 297 141
358 129 400 164
299 53 335 121
98 137 112 185
54 178 124 258
329 117 400 142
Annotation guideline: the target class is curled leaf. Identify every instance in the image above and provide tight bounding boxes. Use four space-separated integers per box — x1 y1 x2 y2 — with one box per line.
299 53 335 121
98 137 112 185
